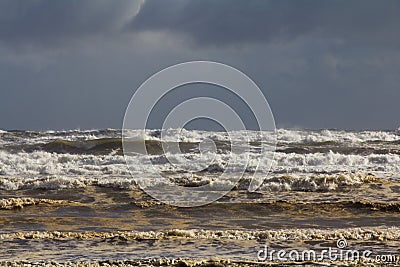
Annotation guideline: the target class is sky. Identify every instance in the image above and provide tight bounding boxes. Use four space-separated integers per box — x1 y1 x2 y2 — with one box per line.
0 0 399 130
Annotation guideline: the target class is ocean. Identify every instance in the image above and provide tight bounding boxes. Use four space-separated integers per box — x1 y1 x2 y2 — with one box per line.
0 128 399 266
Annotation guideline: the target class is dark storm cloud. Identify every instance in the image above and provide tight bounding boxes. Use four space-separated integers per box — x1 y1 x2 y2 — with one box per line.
0 0 140 47
131 0 400 47
1 0 398 48
0 0 399 130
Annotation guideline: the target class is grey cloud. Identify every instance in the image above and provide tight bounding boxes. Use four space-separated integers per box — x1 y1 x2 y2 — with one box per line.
0 0 399 130
2 0 398 49
0 0 141 48
131 0 400 47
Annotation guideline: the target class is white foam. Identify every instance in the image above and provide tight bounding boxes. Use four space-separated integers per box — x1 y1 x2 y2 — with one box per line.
0 150 129 177
130 128 400 144
1 227 398 241
2 128 399 147
1 128 400 190
277 129 400 144
1 147 400 190
0 129 120 147
1 149 400 178
131 128 400 147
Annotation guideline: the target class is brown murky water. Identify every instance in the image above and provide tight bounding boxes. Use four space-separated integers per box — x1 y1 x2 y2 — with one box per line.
1 181 399 265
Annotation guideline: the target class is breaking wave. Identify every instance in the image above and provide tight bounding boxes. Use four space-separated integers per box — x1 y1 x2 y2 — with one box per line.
1 226 398 241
